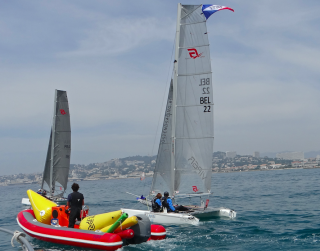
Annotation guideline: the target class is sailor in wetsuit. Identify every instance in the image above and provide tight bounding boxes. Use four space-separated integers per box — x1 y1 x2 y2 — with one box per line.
152 193 162 212
162 191 189 212
37 189 48 198
162 191 177 213
67 183 84 228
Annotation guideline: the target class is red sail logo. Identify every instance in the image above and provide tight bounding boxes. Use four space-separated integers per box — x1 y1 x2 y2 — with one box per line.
188 48 203 59
192 186 199 192
60 109 66 115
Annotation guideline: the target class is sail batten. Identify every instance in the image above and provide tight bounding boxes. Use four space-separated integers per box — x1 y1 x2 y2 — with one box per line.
181 21 206 26
175 137 214 139
180 44 210 48
178 72 212 77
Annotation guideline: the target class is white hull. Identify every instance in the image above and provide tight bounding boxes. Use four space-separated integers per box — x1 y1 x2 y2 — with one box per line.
21 198 31 206
121 208 199 225
137 199 236 219
188 207 236 219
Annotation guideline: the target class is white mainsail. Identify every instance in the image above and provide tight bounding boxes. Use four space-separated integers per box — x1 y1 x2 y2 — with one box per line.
41 90 71 196
151 4 213 197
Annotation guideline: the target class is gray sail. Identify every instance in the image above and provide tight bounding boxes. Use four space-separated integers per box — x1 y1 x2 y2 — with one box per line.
152 4 213 197
151 81 173 195
41 90 71 196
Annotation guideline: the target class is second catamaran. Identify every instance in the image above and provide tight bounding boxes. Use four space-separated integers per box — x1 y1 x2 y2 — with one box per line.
22 89 71 205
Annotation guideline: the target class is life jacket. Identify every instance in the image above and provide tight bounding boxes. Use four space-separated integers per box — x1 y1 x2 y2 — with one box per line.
152 197 161 212
69 192 84 211
162 196 173 212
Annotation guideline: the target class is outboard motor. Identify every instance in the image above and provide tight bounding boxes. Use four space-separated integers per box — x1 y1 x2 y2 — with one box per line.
123 214 151 245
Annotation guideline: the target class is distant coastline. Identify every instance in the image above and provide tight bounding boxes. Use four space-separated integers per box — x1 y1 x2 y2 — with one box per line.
1 153 319 186
1 165 319 187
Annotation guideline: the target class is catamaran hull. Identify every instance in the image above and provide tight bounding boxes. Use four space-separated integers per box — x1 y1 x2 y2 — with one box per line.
17 209 122 251
189 207 236 219
137 199 236 219
122 209 199 225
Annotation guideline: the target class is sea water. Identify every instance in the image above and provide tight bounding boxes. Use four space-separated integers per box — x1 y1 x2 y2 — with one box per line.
1 168 320 250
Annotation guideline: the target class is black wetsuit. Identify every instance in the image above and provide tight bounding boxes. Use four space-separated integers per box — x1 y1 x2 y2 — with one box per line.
67 191 84 228
162 196 189 212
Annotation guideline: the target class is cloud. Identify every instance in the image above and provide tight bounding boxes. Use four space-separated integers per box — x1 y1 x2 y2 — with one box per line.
61 17 174 57
1 0 320 174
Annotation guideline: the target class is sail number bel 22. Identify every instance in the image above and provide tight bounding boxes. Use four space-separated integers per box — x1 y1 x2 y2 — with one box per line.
200 78 211 112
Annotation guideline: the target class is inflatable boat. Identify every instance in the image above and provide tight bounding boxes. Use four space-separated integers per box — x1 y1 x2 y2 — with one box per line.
17 209 122 250
17 190 166 250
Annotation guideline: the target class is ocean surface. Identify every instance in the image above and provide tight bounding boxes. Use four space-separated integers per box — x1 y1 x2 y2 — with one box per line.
1 168 320 251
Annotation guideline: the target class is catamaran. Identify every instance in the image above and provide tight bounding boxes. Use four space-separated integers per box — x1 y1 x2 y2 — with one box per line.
22 89 71 206
124 4 236 224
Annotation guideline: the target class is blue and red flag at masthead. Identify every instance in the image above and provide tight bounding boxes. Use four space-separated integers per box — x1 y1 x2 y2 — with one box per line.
202 5 234 20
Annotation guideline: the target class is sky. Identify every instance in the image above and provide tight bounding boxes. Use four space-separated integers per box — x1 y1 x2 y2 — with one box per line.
0 0 319 175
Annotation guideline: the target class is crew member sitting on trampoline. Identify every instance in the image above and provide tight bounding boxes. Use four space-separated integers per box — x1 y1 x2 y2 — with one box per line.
162 191 189 213
152 193 162 212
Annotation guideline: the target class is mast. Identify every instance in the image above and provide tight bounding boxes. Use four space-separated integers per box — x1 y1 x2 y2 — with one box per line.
49 89 57 196
171 3 181 197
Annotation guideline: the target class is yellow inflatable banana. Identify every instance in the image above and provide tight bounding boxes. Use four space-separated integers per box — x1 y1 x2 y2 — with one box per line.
27 189 57 225
100 216 138 233
79 210 122 231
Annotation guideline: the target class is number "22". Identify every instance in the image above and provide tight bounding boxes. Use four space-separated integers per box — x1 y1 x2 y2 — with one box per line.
204 106 211 112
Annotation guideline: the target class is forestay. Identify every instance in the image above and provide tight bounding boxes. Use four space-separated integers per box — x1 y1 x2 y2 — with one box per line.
151 4 213 198
42 90 71 196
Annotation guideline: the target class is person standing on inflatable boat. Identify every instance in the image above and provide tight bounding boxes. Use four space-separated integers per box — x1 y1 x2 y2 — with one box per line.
67 183 84 228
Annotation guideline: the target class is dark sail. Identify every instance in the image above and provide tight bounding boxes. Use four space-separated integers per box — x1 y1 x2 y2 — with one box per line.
41 90 71 196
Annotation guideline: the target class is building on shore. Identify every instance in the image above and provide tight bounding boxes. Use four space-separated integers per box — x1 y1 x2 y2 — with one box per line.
253 151 260 158
226 151 237 158
213 151 226 159
276 152 304 160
